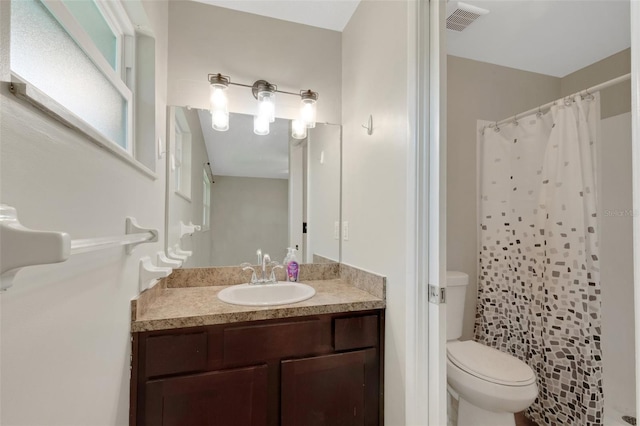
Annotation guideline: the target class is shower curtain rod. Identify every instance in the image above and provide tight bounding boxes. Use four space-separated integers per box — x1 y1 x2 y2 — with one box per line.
485 73 631 131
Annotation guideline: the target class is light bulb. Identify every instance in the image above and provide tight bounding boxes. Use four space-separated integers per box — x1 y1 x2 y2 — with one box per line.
291 119 307 140
258 91 275 123
254 115 270 136
210 82 229 131
210 86 227 108
301 98 316 128
211 109 229 131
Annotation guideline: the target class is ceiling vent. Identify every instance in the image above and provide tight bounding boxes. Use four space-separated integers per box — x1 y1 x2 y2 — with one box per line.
446 1 489 32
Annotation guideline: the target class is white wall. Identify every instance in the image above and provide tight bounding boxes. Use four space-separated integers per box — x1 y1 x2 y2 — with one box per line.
307 124 341 263
600 112 636 417
342 1 409 424
166 106 212 267
167 1 342 124
289 142 304 257
0 1 168 425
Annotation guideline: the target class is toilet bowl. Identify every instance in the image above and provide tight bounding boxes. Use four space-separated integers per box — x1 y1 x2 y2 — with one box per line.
445 271 538 426
447 340 538 425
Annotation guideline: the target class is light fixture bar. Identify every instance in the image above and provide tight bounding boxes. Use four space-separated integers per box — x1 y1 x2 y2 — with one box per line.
214 78 318 100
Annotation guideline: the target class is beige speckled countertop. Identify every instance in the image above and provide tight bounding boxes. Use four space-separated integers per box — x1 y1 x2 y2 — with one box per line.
131 263 386 332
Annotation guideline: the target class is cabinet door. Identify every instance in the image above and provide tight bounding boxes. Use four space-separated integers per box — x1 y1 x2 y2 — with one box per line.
281 349 378 426
144 364 268 426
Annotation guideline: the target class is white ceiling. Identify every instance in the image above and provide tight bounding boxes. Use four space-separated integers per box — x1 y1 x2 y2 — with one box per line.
446 0 631 77
192 0 360 32
197 110 291 179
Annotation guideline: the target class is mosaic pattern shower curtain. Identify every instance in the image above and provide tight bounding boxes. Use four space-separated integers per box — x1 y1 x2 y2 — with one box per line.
475 94 603 425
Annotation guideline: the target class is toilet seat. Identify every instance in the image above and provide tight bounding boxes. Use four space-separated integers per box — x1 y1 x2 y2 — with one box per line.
447 340 536 387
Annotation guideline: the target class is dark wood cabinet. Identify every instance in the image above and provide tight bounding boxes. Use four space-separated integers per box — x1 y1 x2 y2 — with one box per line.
131 310 384 426
145 365 268 426
281 349 378 426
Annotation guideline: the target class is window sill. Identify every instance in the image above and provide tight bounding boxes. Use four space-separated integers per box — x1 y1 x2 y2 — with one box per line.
8 81 158 180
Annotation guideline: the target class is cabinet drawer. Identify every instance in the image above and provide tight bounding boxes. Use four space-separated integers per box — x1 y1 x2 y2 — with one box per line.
223 319 331 365
334 315 379 351
145 332 207 377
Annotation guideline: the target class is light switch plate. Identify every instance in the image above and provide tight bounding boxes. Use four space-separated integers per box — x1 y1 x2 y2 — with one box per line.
334 221 340 240
343 221 349 241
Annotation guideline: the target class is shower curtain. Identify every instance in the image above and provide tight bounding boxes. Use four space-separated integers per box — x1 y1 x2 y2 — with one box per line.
475 93 603 425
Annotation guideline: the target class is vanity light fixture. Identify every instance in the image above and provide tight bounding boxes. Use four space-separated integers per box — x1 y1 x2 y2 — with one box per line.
291 119 307 140
300 89 318 129
207 73 319 137
208 74 230 131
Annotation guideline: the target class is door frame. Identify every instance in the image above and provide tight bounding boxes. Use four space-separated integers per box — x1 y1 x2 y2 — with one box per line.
631 0 640 418
406 0 447 424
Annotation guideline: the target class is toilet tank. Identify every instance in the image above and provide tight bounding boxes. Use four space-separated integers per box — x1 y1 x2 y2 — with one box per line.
446 271 469 341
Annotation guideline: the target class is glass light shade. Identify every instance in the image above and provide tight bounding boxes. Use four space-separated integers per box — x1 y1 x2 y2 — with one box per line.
210 83 229 131
291 119 307 140
210 83 228 109
301 98 317 128
254 115 270 136
211 110 229 131
258 90 275 123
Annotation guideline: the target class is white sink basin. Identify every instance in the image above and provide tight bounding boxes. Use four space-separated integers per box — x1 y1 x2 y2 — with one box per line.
217 282 316 306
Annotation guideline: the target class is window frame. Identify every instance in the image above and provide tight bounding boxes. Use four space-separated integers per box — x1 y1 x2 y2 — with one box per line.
16 0 135 155
202 167 211 230
173 108 192 201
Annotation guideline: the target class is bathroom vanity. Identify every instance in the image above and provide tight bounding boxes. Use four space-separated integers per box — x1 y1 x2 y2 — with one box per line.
129 263 386 426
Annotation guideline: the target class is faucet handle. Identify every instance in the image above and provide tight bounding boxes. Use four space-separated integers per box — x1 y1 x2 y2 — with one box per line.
269 263 284 283
241 263 258 284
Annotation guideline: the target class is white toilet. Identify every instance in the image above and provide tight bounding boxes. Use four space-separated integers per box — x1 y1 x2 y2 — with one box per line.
446 271 538 426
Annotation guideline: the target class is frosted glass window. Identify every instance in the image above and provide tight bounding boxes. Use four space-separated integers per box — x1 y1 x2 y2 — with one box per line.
11 0 128 150
63 0 117 70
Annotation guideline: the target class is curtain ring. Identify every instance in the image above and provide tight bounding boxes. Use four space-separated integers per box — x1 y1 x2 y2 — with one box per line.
536 106 542 118
494 121 500 133
513 114 519 126
585 88 594 101
564 96 572 107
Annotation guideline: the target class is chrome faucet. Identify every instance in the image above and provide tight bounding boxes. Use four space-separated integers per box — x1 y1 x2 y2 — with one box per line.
261 253 271 282
242 251 281 284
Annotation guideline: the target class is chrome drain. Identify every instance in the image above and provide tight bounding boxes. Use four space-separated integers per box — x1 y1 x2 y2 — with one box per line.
623 415 637 425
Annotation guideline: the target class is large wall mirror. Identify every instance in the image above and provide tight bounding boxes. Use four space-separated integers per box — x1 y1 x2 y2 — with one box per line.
165 106 341 267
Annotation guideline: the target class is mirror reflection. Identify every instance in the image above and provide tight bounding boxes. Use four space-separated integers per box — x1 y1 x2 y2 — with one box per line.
165 107 341 267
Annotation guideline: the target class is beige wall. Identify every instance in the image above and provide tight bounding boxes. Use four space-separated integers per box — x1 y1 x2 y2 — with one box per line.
167 1 342 124
210 176 289 266
342 1 409 424
447 55 561 340
560 48 631 119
